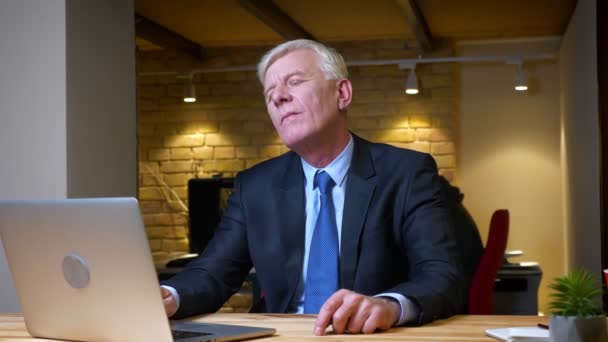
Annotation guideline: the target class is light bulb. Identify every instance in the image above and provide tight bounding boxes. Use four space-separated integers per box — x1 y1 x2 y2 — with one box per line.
405 69 419 95
514 65 528 92
183 80 197 102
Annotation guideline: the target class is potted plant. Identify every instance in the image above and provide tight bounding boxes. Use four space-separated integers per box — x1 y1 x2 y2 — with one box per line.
548 268 608 342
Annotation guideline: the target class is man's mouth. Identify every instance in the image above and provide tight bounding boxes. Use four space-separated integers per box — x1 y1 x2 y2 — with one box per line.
281 111 299 124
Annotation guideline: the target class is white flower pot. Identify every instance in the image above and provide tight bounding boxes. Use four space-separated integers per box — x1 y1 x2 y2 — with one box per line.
549 315 608 342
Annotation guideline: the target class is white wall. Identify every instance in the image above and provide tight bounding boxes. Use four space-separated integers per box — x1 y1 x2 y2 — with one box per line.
0 0 136 312
0 0 68 314
0 1 68 199
559 0 600 273
458 41 563 313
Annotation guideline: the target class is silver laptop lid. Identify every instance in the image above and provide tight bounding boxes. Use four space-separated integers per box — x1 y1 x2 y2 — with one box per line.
0 198 174 342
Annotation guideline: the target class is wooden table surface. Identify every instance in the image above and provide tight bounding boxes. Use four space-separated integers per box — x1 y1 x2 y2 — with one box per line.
0 313 548 341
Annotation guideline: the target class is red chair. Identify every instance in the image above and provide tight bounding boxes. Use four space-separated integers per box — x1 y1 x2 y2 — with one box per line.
468 209 509 314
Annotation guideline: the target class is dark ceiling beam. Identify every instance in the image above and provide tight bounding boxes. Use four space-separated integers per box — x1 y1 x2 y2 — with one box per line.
237 0 315 40
135 13 204 60
394 0 434 53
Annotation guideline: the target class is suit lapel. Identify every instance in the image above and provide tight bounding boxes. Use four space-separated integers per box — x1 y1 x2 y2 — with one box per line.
277 153 306 311
340 136 376 290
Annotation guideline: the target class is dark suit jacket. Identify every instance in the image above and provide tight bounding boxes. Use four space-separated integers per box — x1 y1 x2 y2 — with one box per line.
438 176 484 312
163 135 464 325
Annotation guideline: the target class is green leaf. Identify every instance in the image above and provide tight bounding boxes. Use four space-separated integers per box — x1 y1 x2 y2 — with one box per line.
547 268 603 317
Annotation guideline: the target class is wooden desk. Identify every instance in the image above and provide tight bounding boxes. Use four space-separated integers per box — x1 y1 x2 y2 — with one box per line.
0 313 547 341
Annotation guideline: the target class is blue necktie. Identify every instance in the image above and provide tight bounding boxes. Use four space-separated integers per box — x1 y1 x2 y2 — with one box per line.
304 171 339 314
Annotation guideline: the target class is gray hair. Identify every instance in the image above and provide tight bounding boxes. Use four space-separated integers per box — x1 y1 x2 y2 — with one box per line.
257 39 348 84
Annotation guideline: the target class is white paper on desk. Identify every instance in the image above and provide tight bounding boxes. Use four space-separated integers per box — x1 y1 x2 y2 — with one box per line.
485 327 549 342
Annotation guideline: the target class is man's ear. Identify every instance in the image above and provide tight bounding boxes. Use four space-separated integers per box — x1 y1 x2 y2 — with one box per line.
336 79 353 111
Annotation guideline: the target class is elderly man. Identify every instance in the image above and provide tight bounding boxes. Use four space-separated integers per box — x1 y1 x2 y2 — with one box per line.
161 39 463 335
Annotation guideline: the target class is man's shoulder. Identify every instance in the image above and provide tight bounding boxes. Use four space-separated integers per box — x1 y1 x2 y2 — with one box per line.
358 137 431 163
237 150 297 179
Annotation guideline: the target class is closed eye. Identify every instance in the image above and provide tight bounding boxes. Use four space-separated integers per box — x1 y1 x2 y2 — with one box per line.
263 88 274 103
266 94 274 104
288 78 304 86
263 87 274 97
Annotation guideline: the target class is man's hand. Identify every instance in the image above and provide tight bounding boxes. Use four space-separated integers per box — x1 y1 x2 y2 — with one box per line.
313 289 400 335
160 286 178 317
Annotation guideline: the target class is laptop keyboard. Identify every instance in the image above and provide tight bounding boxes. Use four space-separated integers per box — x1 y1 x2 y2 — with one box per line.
171 329 212 340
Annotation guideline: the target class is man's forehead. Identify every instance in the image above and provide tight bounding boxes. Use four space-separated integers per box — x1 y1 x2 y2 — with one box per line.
265 49 319 76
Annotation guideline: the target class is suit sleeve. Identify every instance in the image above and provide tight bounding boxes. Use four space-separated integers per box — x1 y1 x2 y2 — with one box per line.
161 174 252 319
386 154 465 325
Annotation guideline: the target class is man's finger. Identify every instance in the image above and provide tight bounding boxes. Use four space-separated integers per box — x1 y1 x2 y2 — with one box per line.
330 293 364 334
314 290 346 335
329 299 359 334
160 286 177 317
361 310 381 334
345 300 372 334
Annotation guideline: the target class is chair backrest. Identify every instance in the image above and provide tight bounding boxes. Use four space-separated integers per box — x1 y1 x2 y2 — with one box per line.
468 209 509 314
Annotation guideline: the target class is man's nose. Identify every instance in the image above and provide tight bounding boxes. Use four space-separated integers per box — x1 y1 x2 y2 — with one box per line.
270 85 291 105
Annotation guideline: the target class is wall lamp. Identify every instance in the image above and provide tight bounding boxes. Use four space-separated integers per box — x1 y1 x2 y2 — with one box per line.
399 63 419 95
505 57 528 91
180 74 196 103
514 64 528 92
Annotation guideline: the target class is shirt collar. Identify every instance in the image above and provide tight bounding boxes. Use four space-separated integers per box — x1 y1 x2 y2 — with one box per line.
301 134 354 188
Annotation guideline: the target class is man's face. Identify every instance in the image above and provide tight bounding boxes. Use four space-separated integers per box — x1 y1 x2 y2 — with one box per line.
263 49 344 150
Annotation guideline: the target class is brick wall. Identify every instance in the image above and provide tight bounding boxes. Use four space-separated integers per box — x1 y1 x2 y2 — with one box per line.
137 39 457 267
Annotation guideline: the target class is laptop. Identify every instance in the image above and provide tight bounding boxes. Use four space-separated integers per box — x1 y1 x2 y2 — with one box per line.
0 197 275 342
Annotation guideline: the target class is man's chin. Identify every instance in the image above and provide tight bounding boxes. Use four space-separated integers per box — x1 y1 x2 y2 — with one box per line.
279 133 306 152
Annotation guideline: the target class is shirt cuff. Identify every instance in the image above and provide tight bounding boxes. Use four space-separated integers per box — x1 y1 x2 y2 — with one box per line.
161 285 180 314
375 292 419 326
